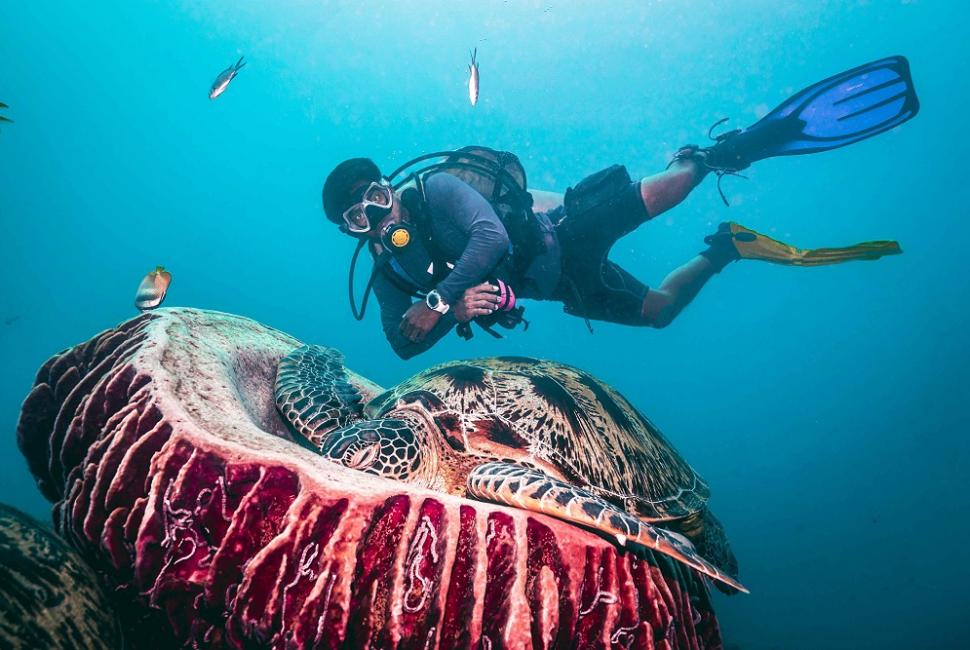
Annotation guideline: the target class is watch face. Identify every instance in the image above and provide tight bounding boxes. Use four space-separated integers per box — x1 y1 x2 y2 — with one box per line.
426 290 447 313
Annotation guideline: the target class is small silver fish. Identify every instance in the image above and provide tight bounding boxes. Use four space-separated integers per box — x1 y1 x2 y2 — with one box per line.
209 56 246 100
135 266 172 311
468 49 479 106
0 101 12 125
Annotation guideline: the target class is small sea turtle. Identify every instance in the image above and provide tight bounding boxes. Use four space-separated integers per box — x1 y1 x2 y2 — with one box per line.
275 346 744 592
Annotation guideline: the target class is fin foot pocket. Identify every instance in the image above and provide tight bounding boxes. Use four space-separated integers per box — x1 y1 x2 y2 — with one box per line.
674 56 919 204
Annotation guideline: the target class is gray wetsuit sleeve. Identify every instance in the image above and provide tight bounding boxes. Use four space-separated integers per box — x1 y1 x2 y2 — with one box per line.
372 269 457 360
425 173 510 305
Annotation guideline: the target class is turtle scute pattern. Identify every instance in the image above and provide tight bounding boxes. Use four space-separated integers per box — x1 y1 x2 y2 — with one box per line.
366 355 710 520
275 346 742 592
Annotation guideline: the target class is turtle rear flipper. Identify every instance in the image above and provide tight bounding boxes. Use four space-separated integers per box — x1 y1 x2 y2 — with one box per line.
275 345 366 448
467 461 748 593
673 509 740 595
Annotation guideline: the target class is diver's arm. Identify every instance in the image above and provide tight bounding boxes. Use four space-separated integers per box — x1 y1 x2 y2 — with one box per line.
373 271 456 359
426 174 510 306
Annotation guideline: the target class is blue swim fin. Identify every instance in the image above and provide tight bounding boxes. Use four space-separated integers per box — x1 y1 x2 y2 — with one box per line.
674 56 920 202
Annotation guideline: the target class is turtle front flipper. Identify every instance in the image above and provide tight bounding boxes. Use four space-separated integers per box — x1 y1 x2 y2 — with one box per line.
275 345 367 447
467 461 748 594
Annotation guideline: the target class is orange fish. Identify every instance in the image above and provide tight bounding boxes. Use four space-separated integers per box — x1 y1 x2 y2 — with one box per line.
135 266 172 311
468 48 479 106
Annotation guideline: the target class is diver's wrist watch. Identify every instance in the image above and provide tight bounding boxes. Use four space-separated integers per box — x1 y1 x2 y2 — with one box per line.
425 290 450 315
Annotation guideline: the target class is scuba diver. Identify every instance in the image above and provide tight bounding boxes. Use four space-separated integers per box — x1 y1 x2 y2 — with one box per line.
321 56 918 360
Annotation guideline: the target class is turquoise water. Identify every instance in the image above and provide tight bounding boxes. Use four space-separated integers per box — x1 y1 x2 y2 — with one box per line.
1 2 967 647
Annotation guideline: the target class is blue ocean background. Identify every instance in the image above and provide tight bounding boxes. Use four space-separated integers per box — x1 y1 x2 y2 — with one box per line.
1 2 967 648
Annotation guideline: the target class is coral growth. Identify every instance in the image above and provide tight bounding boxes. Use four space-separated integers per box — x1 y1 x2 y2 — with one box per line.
16 308 722 648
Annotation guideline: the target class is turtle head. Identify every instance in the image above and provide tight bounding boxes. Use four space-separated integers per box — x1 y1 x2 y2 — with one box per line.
319 418 431 483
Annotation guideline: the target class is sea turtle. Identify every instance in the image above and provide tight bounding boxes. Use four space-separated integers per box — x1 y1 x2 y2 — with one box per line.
275 346 744 592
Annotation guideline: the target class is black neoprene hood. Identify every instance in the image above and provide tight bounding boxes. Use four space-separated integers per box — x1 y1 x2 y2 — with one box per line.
322 157 382 224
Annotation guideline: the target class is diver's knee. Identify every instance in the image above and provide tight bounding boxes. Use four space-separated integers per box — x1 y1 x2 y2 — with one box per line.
640 290 673 327
646 309 675 329
639 306 674 328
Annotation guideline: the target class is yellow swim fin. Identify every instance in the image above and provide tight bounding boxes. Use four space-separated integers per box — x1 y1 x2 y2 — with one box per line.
708 222 901 267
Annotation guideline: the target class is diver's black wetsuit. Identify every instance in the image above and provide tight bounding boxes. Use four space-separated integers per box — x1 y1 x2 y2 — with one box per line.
550 179 652 325
374 172 652 358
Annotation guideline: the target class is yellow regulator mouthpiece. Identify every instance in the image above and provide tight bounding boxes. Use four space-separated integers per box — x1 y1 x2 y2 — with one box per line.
390 227 411 248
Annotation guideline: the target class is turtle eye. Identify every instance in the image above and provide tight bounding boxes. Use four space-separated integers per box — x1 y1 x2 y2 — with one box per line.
346 442 381 470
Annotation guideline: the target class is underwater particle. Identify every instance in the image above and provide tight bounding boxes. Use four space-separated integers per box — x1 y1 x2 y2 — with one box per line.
209 56 246 100
468 48 479 106
0 101 12 126
134 265 171 311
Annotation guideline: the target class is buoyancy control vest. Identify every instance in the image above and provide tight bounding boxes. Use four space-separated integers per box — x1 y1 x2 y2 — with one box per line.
350 146 541 338
388 146 545 282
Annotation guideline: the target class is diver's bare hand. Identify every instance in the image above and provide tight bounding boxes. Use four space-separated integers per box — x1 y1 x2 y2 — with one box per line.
454 282 501 323
401 302 442 342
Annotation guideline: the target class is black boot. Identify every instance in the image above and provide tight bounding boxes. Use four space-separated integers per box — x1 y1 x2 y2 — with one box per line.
669 119 776 205
698 221 755 272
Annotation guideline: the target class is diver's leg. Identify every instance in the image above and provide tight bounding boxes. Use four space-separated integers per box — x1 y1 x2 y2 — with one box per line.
638 158 706 218
639 222 760 327
639 255 717 328
555 164 711 329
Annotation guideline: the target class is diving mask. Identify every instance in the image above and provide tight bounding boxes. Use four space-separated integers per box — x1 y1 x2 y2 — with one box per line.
341 180 394 234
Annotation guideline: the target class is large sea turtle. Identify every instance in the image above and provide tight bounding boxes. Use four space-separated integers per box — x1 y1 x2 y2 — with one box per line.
275 346 745 592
